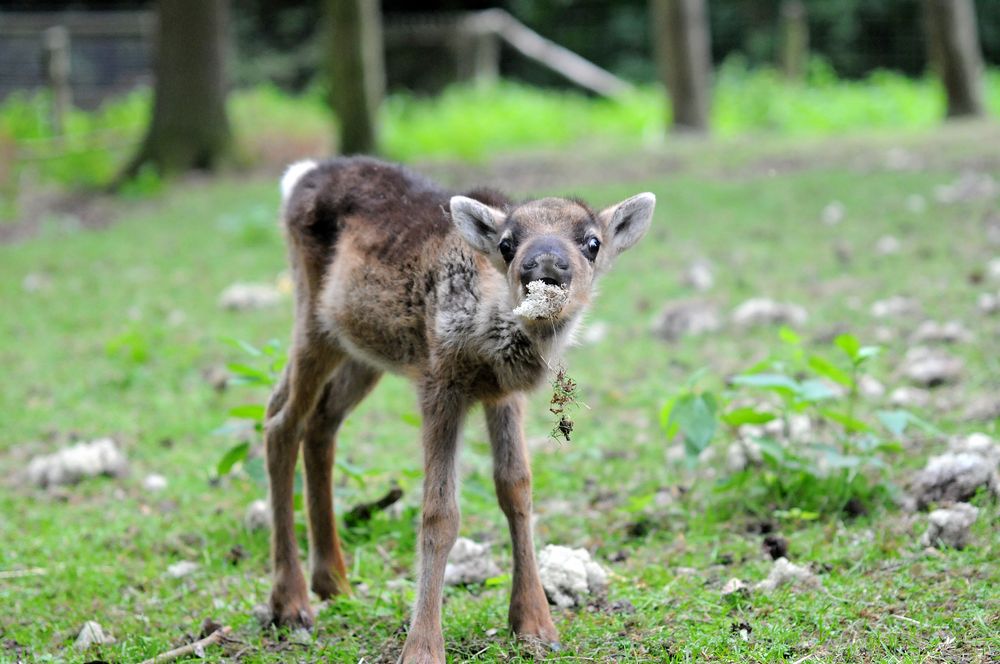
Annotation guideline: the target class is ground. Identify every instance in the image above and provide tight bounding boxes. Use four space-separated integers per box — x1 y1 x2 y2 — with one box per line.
1 121 998 663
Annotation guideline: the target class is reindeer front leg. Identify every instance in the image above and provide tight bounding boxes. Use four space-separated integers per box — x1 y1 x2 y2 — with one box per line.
399 382 467 664
484 395 559 648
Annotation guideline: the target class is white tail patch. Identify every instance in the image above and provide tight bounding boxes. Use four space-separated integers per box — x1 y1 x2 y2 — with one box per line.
280 160 318 203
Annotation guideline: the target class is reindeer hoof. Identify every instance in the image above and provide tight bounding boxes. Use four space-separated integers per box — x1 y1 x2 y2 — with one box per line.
268 588 315 631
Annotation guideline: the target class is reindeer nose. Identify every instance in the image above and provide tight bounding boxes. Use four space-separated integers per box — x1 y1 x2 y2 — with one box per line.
520 252 572 289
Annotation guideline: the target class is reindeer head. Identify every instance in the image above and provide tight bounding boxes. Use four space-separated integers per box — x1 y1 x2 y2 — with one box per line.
449 192 656 325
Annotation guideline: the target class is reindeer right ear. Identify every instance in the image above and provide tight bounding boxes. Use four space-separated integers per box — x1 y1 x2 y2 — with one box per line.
450 196 506 255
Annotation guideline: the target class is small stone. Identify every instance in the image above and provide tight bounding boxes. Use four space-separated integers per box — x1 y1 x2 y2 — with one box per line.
870 296 921 319
27 438 127 488
889 386 931 408
821 201 845 226
22 272 52 293
986 258 1000 282
948 432 999 464
962 396 1000 422
901 347 963 387
754 557 820 593
910 320 973 344
218 282 282 311
934 171 998 204
444 537 502 586
581 321 608 344
921 503 979 549
875 235 901 256
731 298 807 329
244 499 271 532
166 561 199 579
75 621 114 650
858 375 885 399
537 545 608 608
251 603 272 627
653 300 722 341
681 259 714 291
978 292 999 315
911 452 999 509
142 474 168 492
721 577 748 597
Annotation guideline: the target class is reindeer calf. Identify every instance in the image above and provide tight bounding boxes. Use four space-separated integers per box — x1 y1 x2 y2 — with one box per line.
265 157 654 663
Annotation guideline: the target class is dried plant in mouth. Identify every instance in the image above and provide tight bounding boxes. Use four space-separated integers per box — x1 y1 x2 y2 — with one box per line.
513 281 570 320
549 366 580 442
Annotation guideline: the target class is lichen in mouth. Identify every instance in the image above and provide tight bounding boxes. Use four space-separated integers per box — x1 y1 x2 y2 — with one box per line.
512 280 569 319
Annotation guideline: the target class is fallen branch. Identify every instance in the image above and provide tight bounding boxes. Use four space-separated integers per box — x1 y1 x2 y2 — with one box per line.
344 485 404 527
137 626 231 664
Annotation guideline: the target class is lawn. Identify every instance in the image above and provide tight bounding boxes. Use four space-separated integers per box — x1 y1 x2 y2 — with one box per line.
1 121 998 662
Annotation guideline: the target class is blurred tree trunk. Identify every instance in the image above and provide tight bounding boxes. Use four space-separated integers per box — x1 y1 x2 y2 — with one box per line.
651 0 712 134
119 0 232 183
923 0 986 118
325 0 384 154
780 1 808 81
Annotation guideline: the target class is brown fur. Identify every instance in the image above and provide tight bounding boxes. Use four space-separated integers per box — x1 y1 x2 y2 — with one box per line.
263 156 654 663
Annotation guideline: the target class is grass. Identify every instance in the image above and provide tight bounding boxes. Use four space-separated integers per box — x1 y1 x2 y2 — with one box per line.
5 60 1000 192
1 121 999 662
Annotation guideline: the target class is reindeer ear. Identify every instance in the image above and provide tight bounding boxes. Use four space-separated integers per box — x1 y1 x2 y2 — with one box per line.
598 193 656 256
450 196 506 255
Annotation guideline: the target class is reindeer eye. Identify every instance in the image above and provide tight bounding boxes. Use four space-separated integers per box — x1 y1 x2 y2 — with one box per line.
585 236 601 260
498 237 515 263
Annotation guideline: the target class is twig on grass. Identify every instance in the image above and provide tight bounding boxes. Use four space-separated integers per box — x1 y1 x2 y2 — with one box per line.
344 484 404 527
137 626 231 664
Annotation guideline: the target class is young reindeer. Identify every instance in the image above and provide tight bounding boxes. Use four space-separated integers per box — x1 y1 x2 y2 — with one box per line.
265 156 655 662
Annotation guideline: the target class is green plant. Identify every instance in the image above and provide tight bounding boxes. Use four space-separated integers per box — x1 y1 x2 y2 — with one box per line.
661 330 939 518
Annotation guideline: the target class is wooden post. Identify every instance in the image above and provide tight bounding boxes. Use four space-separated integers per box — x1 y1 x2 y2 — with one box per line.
326 0 385 155
923 0 986 118
780 0 808 81
651 0 713 134
42 25 72 136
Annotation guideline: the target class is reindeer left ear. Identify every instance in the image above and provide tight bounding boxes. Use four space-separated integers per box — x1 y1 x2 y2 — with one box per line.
598 193 656 256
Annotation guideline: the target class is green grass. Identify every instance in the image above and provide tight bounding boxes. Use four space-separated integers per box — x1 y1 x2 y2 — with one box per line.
1 122 999 662
5 61 1000 191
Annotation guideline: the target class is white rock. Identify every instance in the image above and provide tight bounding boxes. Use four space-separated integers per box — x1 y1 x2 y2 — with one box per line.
27 438 127 488
22 272 52 293
934 171 998 204
754 557 821 593
581 320 608 345
978 292 999 315
948 432 999 464
921 503 979 549
874 326 896 343
75 621 114 650
653 300 722 341
885 147 921 171
911 452 999 509
512 281 569 320
870 296 922 319
726 438 762 473
218 282 282 311
858 375 886 399
444 537 502 586
889 386 931 408
537 544 608 608
682 259 715 291
721 577 748 596
244 499 271 531
821 201 845 226
910 320 973 344
962 396 1000 422
166 561 199 579
901 347 963 387
142 473 168 492
987 258 1000 282
875 235 901 256
731 298 807 329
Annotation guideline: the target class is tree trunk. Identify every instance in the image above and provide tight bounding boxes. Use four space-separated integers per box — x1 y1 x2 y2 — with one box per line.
651 0 712 134
923 0 986 118
326 0 384 155
780 1 808 81
119 0 232 182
